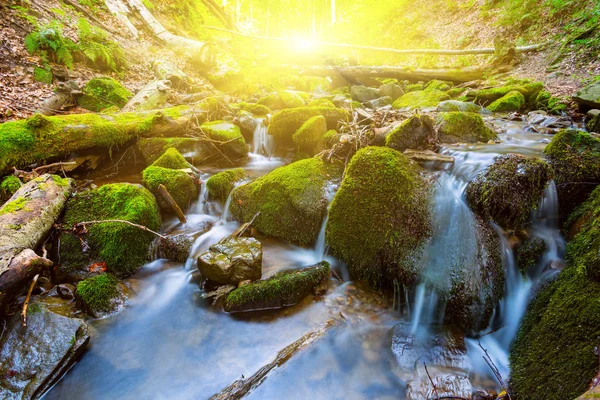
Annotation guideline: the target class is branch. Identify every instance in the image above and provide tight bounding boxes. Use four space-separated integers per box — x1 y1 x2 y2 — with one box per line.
22 274 39 327
424 362 440 400
478 340 512 400
74 220 167 239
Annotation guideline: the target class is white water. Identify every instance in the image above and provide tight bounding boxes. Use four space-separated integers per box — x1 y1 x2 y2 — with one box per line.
252 118 274 157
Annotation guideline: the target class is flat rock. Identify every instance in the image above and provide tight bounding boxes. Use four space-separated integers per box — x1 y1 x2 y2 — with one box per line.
574 81 600 110
404 149 455 163
198 235 262 285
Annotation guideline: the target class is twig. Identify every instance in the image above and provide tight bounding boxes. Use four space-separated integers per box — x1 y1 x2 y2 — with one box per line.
33 161 77 174
478 340 512 399
22 274 39 327
235 212 261 238
423 362 440 400
74 220 167 239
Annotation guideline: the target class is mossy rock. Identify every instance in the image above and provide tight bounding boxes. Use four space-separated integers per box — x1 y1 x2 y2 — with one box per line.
200 121 247 160
0 176 22 203
75 273 123 317
446 87 467 98
292 115 327 155
466 154 553 230
425 79 453 92
268 107 349 146
136 137 213 166
487 90 526 112
257 91 306 110
151 147 190 169
585 111 600 133
206 168 247 202
58 183 161 277
543 129 600 214
509 267 600 400
77 77 132 112
314 129 339 154
516 236 547 274
565 186 600 281
385 114 437 152
308 98 336 108
392 90 451 109
223 261 330 313
573 81 600 110
229 158 344 246
534 90 567 114
405 83 424 92
436 112 497 143
142 166 198 212
325 147 432 289
238 102 271 115
437 100 488 113
350 85 380 102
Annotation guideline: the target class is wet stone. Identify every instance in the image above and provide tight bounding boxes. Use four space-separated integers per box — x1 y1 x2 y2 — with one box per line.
197 235 262 285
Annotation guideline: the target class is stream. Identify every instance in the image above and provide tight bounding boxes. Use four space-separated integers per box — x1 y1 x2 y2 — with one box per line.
46 114 570 399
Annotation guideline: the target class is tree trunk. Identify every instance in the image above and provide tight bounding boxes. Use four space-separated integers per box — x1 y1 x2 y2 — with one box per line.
0 106 208 175
122 80 172 112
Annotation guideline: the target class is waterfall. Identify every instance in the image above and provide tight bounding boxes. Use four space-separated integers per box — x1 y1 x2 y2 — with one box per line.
313 182 339 260
252 118 274 157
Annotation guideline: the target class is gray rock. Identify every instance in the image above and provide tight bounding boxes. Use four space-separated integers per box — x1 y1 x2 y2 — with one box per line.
350 85 380 102
573 81 600 110
437 100 489 114
0 298 89 399
158 234 196 262
198 235 262 285
363 96 392 109
379 83 404 101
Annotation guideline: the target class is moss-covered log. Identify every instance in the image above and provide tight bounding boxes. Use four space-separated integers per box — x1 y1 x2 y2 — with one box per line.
0 106 207 175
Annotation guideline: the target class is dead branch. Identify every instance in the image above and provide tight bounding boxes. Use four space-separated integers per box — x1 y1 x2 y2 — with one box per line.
157 184 187 224
33 161 77 174
478 340 512 400
234 212 261 238
21 274 39 327
74 220 167 239
424 362 440 400
211 320 336 399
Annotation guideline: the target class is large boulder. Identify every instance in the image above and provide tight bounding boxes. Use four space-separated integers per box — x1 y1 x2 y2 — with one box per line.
230 158 344 246
385 114 437 152
573 81 600 110
392 89 451 109
58 183 161 277
0 298 89 399
206 168 247 202
77 77 132 112
487 90 526 112
200 121 247 160
543 129 600 214
436 112 497 143
466 154 553 230
350 85 380 102
268 107 349 146
325 147 432 288
509 267 600 400
197 235 262 285
293 115 328 155
223 261 330 313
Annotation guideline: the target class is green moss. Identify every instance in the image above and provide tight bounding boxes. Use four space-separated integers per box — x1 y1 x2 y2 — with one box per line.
446 87 467 98
0 106 190 175
50 174 70 187
472 81 544 106
59 183 161 276
534 90 567 114
314 129 338 153
280 91 306 108
0 196 30 216
587 114 600 133
436 112 497 143
77 77 131 112
238 102 271 115
466 154 553 230
224 262 330 312
425 79 452 91
230 158 344 246
325 147 432 289
136 137 207 165
293 115 327 155
142 166 198 212
200 120 247 159
308 98 336 108
151 148 189 169
257 93 283 110
510 267 600 400
0 176 22 202
268 107 349 145
392 90 451 109
75 273 119 313
405 83 424 92
487 90 526 112
516 236 546 273
206 168 247 201
385 114 435 152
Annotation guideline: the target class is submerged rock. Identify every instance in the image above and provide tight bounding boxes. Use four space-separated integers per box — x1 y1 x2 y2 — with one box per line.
0 298 89 399
198 235 262 285
326 147 432 288
385 114 437 152
76 273 127 318
58 183 161 277
436 112 497 143
223 261 330 313
515 235 547 273
206 168 247 202
392 89 451 109
466 154 553 230
543 129 600 214
230 158 344 246
157 233 197 262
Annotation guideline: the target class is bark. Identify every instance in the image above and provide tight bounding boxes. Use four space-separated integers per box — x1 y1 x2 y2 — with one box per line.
0 250 52 312
157 184 187 224
152 60 191 89
122 80 172 112
211 320 335 399
0 106 208 175
296 65 492 83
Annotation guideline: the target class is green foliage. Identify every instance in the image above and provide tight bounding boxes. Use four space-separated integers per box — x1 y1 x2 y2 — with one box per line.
78 19 126 72
206 168 247 202
0 176 22 203
24 20 77 68
33 66 53 84
76 273 119 313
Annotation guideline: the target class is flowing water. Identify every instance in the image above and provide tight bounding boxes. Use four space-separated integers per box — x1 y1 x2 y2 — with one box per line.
46 114 572 399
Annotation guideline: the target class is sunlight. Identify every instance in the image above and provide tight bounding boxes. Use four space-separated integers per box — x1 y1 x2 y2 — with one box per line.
292 36 319 53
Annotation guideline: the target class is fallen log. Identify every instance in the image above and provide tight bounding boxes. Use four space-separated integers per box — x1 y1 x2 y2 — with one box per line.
296 65 490 83
122 80 172 112
0 174 73 311
211 319 336 399
152 60 191 89
0 105 208 175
